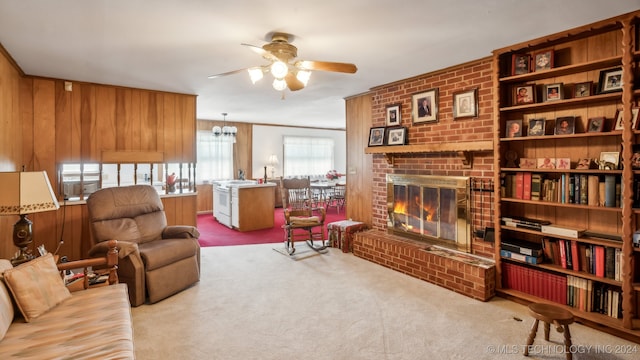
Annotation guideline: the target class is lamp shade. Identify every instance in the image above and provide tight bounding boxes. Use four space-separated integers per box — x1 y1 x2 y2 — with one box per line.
0 171 60 215
268 154 279 166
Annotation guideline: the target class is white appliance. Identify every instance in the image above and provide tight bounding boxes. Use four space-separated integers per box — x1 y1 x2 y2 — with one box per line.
213 184 232 228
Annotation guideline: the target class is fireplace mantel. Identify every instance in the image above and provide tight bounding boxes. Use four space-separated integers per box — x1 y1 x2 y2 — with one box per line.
364 140 493 166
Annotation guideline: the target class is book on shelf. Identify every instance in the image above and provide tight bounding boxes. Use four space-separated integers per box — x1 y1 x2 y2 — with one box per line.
522 172 532 200
515 172 524 199
531 174 543 201
604 175 616 208
540 224 585 239
501 238 543 257
500 249 543 264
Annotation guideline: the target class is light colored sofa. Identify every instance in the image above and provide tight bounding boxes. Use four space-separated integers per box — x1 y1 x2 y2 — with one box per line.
0 241 134 359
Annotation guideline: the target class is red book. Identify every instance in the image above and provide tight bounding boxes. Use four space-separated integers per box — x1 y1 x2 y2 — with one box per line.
515 172 524 199
558 239 567 269
522 172 532 200
594 246 605 278
570 241 580 271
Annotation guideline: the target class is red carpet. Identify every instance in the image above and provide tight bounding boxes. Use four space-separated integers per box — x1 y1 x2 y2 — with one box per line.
197 208 347 247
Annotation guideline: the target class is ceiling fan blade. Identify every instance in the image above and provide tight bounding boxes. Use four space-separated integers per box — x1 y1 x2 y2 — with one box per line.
208 68 249 79
295 60 357 74
285 73 305 91
242 43 279 62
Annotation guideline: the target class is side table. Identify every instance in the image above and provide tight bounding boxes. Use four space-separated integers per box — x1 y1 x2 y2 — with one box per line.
327 220 368 253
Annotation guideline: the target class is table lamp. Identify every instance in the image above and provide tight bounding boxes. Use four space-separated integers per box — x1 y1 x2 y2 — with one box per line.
0 171 60 265
268 154 279 179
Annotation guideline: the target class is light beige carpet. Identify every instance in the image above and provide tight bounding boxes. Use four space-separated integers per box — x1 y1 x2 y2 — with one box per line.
131 244 638 359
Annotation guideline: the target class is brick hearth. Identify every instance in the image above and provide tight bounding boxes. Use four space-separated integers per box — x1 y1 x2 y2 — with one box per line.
353 230 496 301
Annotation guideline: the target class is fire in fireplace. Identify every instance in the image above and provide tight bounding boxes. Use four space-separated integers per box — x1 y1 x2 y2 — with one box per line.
387 174 471 252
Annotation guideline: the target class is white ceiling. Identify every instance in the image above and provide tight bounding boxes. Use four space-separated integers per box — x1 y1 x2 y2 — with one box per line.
1 1 639 129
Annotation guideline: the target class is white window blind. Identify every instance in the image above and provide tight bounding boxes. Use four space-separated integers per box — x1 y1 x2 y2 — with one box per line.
197 131 234 182
283 136 334 177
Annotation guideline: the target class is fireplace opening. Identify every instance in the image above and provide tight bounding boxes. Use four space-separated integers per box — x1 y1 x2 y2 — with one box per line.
387 174 471 252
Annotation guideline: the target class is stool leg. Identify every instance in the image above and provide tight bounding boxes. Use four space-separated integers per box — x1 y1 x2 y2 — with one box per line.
524 319 539 356
544 321 550 341
563 325 572 360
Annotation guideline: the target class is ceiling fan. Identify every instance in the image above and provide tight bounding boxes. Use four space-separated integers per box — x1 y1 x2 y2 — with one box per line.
208 32 357 92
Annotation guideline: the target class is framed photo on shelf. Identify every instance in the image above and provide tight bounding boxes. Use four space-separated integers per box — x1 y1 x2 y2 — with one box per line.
599 152 620 170
385 104 401 126
556 158 571 170
543 83 563 102
511 53 531 75
368 127 385 147
513 84 535 105
519 158 537 169
598 67 623 94
505 119 523 138
614 107 640 130
537 157 556 169
385 127 407 146
453 88 478 119
576 158 592 170
533 50 553 71
632 145 640 169
527 118 545 136
574 81 592 98
587 117 605 132
554 116 575 135
411 88 438 124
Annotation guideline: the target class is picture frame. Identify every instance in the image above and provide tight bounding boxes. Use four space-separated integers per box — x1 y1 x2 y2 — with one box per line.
587 117 605 132
513 84 535 105
614 107 640 130
385 103 401 126
537 157 556 169
554 116 575 135
574 81 592 98
527 118 545 136
368 127 386 147
543 83 563 102
599 152 620 170
411 88 438 124
505 119 523 138
598 67 623 94
556 158 571 170
576 158 592 170
511 53 531 75
533 50 554 71
385 127 407 146
519 158 537 169
453 88 478 119
632 145 640 169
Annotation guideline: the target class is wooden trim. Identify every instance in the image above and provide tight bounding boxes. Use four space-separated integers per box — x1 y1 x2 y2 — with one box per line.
101 150 165 163
0 42 24 76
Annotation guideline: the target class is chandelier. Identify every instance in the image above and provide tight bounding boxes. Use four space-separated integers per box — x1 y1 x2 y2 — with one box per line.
212 113 237 142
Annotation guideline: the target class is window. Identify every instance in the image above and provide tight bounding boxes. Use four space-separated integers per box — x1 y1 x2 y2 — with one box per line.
197 131 234 183
283 136 334 177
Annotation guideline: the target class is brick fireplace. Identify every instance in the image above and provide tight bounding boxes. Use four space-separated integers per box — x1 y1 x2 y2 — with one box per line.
353 56 497 301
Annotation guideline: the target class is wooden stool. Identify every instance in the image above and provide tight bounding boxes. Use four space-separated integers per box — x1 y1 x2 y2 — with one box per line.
524 303 574 360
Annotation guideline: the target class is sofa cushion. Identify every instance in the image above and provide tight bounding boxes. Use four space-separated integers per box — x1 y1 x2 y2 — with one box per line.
2 254 71 322
0 260 15 341
0 284 134 359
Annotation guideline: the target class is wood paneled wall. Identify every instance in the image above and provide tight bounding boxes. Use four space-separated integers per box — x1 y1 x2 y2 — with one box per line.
345 93 374 225
0 56 198 260
0 45 24 259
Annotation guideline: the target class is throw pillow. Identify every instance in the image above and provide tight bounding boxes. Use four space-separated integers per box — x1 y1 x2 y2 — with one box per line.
3 253 71 322
0 260 15 341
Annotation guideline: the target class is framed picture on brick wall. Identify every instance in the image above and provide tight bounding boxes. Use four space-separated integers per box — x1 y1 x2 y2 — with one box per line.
411 88 438 124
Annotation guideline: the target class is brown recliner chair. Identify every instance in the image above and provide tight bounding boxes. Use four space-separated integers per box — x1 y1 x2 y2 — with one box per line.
86 184 200 306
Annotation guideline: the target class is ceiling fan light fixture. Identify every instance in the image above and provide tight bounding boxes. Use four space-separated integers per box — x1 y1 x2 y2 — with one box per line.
272 78 287 91
270 61 288 79
248 67 264 84
296 70 311 86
